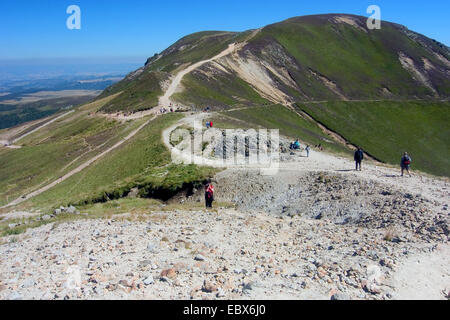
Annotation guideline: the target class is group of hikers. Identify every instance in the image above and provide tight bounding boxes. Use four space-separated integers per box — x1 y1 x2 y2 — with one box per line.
289 139 311 157
203 145 413 209
289 139 301 150
354 147 412 177
160 103 182 114
159 107 175 114
205 121 214 129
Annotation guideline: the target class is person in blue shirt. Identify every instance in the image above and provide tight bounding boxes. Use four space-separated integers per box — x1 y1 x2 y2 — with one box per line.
354 147 364 171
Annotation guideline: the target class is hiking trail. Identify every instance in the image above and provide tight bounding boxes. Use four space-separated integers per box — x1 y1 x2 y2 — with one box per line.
0 41 244 208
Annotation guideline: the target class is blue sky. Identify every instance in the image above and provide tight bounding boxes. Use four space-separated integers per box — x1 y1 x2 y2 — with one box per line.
1 0 449 62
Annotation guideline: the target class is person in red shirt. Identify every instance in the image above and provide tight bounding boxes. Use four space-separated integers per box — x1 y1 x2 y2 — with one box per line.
205 180 215 208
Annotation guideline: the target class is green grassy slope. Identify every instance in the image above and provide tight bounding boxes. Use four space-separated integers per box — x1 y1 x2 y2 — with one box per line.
0 103 146 207
249 14 450 100
145 31 238 73
298 100 450 176
97 31 240 113
17 113 216 211
173 72 270 108
98 71 168 113
165 14 449 108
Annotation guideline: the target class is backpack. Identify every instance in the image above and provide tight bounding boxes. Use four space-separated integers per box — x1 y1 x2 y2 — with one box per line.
205 185 214 199
403 157 411 165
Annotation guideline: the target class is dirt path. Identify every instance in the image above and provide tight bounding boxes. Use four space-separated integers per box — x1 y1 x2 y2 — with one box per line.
97 108 160 121
96 43 240 123
390 243 449 300
1 110 75 149
159 43 238 108
159 29 262 109
104 31 264 122
162 112 214 166
0 114 62 143
10 110 75 145
1 115 156 209
163 112 449 204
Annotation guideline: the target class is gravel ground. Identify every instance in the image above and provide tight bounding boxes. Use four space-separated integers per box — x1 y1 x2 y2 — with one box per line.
1 208 446 300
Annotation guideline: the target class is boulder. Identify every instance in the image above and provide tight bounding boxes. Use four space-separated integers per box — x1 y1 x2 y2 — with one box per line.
67 206 77 214
143 275 154 285
160 268 177 279
127 187 139 198
194 254 206 261
202 280 218 293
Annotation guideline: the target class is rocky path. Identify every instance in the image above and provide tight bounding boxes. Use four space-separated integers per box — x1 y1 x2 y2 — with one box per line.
0 205 447 300
391 244 449 300
277 150 449 205
163 111 449 206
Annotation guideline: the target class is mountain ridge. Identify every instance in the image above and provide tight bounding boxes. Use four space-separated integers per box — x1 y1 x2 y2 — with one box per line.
97 13 449 113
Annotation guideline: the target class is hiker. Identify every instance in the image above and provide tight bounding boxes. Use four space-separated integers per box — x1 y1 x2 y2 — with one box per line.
305 145 310 157
289 141 295 150
206 121 210 129
400 152 412 177
205 180 215 208
209 121 213 128
354 147 364 171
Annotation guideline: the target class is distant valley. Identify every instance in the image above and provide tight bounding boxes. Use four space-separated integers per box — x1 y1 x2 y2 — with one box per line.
0 74 125 129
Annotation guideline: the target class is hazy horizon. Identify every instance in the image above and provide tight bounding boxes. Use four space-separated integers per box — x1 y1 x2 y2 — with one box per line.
0 57 146 82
